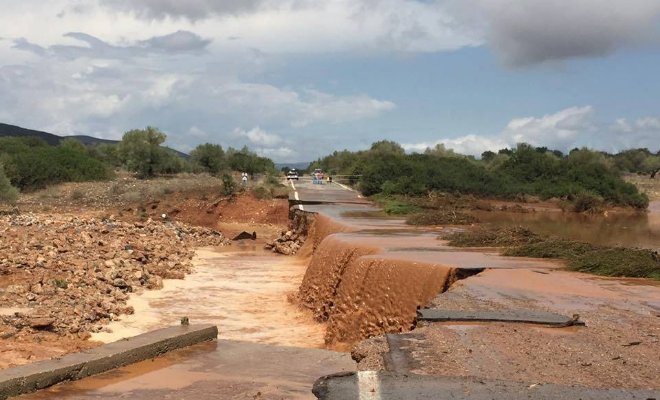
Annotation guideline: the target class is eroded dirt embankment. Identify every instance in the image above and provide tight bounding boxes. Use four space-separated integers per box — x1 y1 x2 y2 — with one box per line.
296 213 454 346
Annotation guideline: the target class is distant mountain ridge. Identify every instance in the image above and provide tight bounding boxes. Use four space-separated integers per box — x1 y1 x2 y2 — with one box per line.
275 162 310 171
0 122 118 146
0 122 189 158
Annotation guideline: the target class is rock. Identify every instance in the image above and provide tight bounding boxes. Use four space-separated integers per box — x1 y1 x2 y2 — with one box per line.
29 317 55 329
112 278 130 289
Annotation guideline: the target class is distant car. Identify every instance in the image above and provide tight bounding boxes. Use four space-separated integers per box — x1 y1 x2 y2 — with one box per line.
286 169 299 180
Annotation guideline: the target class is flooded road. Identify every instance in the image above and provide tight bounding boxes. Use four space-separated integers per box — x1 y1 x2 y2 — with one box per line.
92 246 325 349
474 200 660 251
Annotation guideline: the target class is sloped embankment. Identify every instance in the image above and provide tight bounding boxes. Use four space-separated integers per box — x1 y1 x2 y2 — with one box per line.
297 213 453 346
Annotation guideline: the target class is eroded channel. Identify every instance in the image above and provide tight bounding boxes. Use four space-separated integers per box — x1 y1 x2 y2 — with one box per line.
92 246 326 348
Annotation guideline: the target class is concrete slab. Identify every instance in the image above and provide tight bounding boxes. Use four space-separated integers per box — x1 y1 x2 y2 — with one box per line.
417 309 585 326
0 324 217 399
19 340 355 400
313 372 660 400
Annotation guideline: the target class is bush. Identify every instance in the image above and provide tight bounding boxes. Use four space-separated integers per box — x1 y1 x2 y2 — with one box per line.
252 185 272 200
312 141 650 210
71 190 84 201
1 138 112 190
571 192 604 213
191 143 226 174
406 210 478 226
222 174 236 196
0 164 18 205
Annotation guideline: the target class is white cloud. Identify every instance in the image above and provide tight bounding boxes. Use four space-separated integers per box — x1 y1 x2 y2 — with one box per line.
211 84 395 128
403 106 659 157
502 106 595 149
235 126 283 147
233 127 297 160
403 134 509 155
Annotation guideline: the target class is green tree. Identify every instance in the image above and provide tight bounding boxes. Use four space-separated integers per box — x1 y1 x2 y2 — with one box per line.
117 127 167 178
369 140 406 157
88 143 122 167
424 143 461 158
643 155 660 178
0 164 18 205
191 143 226 174
226 146 275 176
59 138 86 153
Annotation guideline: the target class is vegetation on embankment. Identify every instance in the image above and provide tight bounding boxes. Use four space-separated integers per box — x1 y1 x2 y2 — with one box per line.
444 227 660 280
0 127 279 205
373 192 496 226
310 141 653 211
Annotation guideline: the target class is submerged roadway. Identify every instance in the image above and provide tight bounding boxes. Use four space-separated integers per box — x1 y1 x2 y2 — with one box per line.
15 177 660 399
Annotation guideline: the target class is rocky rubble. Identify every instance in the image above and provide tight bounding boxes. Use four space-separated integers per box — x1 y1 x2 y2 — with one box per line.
264 212 311 255
0 213 228 339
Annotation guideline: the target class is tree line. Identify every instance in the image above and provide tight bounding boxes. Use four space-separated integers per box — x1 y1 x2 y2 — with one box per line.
309 141 655 209
0 127 276 203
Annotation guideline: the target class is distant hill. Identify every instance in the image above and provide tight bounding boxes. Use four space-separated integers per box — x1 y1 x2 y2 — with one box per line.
0 122 188 158
275 162 310 171
0 122 118 146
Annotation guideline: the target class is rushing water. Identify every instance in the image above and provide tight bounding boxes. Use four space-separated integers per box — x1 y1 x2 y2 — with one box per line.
473 201 660 251
91 247 326 349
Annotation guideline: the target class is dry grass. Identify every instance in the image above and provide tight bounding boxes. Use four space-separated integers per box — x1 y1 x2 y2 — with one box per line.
18 172 224 212
626 174 660 201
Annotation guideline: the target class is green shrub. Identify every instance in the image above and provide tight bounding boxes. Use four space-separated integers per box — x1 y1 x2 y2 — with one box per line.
571 192 604 213
0 137 112 190
406 210 478 226
222 174 236 196
0 164 18 205
311 141 650 210
371 194 420 215
252 185 272 200
71 190 84 201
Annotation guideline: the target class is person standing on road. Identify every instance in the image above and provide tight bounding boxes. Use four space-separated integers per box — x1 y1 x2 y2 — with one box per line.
241 172 248 186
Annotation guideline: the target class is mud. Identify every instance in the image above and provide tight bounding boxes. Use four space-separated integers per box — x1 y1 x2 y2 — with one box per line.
296 212 467 347
325 255 451 345
474 199 660 251
92 248 326 349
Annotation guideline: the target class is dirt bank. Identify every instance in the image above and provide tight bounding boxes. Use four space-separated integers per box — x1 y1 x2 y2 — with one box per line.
0 213 227 368
0 177 292 369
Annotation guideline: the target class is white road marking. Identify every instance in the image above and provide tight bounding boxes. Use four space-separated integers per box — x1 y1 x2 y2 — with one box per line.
334 182 352 191
290 179 304 210
358 371 381 400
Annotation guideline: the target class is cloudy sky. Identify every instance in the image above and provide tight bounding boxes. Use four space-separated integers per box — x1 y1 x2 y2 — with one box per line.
1 0 659 161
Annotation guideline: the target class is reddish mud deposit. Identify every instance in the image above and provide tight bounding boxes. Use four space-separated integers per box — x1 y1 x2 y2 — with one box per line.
387 268 660 389
295 208 561 347
298 213 473 347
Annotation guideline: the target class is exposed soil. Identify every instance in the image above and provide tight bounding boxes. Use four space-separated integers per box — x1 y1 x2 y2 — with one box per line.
363 268 660 390
0 212 227 368
0 175 291 369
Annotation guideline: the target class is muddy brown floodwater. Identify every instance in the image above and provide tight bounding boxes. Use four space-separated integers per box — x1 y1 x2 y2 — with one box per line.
92 246 325 349
474 200 660 251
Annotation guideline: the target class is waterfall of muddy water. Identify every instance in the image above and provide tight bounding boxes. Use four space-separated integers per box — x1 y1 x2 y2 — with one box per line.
296 207 560 347
92 247 326 348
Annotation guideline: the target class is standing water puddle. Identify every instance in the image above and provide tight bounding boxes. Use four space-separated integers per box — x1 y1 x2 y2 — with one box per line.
92 247 325 349
473 200 660 251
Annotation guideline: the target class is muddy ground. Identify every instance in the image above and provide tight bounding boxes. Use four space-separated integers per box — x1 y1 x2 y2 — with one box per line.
0 175 290 368
382 269 659 389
